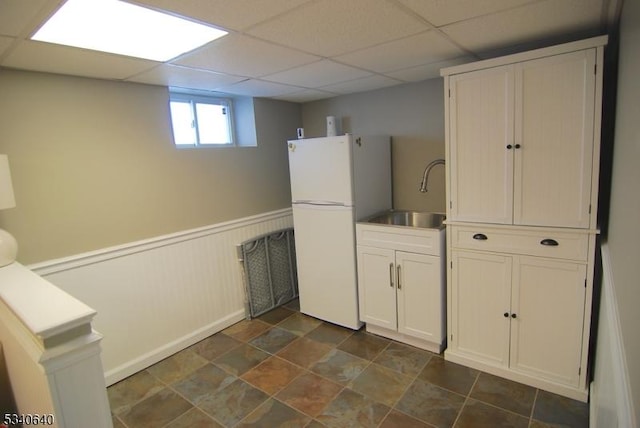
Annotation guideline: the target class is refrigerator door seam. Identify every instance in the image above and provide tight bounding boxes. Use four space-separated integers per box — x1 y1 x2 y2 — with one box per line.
293 200 353 207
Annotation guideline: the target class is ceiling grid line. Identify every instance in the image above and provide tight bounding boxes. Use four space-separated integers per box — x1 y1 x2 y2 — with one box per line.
0 0 616 102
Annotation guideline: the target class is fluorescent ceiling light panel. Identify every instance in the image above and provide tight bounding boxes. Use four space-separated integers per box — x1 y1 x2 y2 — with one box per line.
32 0 228 62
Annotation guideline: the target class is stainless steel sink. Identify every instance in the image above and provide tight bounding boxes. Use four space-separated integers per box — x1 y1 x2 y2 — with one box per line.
365 210 446 229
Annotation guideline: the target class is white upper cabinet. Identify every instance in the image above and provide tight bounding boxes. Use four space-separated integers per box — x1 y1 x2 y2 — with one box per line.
514 50 596 228
449 65 514 224
448 48 597 228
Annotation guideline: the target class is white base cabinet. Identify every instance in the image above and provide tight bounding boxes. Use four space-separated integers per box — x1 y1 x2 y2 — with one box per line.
356 223 445 353
450 248 588 392
442 36 607 402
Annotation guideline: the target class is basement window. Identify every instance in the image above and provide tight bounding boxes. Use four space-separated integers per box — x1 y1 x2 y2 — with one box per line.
169 92 235 147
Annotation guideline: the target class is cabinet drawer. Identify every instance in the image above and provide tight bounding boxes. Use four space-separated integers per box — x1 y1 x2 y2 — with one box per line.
450 226 589 261
356 223 443 256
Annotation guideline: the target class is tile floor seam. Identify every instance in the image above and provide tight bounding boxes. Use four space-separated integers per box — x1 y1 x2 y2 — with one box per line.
351 358 419 409
108 369 177 423
273 385 334 418
164 378 224 421
309 382 348 424
387 361 422 408
159 405 197 428
240 355 307 395
417 376 470 402
386 407 441 428
191 336 244 362
450 369 481 427
464 394 539 424
204 377 266 428
240 389 326 426
528 389 540 428
375 406 394 428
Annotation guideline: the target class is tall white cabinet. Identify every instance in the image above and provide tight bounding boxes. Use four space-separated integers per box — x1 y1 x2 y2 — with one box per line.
442 36 607 401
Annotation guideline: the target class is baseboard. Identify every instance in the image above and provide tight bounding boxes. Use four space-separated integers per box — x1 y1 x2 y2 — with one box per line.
444 349 588 402
104 309 244 386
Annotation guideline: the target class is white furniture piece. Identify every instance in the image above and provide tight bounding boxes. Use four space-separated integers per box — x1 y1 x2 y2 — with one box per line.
355 221 445 353
441 36 607 401
288 135 391 329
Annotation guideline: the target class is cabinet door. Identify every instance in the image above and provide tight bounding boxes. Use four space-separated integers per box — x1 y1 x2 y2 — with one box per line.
513 50 596 228
356 246 397 330
450 250 512 366
510 256 586 387
449 65 514 224
396 252 443 342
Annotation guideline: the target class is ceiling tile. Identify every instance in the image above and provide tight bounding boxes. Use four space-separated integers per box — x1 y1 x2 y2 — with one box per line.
131 0 310 31
0 0 50 37
320 74 402 94
173 34 319 78
248 0 429 56
396 0 538 27
216 79 301 97
441 0 604 53
335 30 467 73
126 64 246 91
0 36 15 57
2 40 158 80
273 89 338 103
263 60 372 88
385 55 476 81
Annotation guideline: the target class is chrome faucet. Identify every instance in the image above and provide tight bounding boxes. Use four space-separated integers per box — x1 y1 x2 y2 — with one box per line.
419 159 445 192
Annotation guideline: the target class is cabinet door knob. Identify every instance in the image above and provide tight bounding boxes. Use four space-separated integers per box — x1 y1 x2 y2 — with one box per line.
540 238 559 246
515 144 521 149
473 233 488 240
506 144 513 149
504 312 509 318
511 313 517 319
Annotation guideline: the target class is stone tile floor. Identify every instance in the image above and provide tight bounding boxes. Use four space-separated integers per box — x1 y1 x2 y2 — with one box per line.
108 299 589 427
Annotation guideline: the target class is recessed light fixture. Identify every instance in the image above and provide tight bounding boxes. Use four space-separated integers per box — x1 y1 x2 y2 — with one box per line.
32 0 228 62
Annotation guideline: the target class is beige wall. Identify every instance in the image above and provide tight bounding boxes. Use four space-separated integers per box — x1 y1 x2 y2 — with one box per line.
0 70 299 264
301 79 446 213
607 0 640 422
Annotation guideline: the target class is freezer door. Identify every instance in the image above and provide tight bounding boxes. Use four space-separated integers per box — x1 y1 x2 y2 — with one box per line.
288 136 354 206
292 204 362 329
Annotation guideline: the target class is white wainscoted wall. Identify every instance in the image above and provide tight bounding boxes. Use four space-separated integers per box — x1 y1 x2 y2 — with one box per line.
30 208 293 386
590 244 637 428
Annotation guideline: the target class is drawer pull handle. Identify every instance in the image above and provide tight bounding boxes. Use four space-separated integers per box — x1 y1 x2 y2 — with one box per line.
540 239 559 246
473 233 488 240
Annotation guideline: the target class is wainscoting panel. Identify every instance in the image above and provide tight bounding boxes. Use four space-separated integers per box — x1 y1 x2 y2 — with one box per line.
30 209 293 386
590 243 637 428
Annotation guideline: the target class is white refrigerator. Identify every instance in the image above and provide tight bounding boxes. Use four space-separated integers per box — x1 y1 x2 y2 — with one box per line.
287 134 391 329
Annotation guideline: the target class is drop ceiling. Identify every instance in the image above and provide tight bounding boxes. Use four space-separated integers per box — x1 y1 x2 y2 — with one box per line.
0 0 621 103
